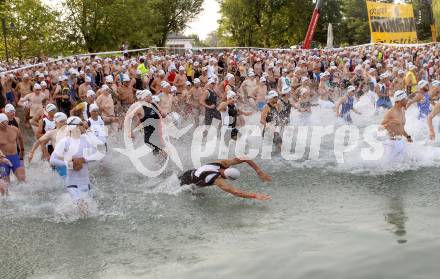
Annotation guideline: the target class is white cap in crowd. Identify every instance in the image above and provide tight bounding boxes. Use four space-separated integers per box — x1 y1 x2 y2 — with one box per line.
394 90 407 102
4 104 15 113
152 95 160 104
54 112 67 123
46 103 57 112
89 104 99 112
266 90 278 100
417 80 429 89
226 91 237 99
87 90 96 97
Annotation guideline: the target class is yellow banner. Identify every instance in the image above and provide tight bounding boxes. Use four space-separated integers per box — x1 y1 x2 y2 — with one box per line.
366 1 418 44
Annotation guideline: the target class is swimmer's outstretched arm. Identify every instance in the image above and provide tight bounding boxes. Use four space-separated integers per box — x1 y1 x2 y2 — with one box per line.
406 93 421 109
28 136 51 162
218 157 272 182
214 178 271 201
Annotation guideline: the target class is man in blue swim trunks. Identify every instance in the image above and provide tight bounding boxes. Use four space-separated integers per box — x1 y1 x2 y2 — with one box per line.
0 113 26 182
0 150 12 195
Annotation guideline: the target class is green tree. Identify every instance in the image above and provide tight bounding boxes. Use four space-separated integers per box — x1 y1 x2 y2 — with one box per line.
63 0 128 52
62 0 203 51
149 0 204 46
0 0 66 60
341 0 370 45
413 0 434 41
217 0 313 47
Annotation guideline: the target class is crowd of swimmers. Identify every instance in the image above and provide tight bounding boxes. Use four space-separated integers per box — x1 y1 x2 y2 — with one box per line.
1 44 440 211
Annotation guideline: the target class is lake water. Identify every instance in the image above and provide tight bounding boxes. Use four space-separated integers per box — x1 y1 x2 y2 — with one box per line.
1 105 440 279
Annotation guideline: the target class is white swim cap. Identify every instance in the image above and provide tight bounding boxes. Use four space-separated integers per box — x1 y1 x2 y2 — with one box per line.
33 83 42 90
185 81 192 86
101 84 109 91
266 90 278 100
432 80 440 87
105 75 113 83
320 72 330 78
40 81 47 87
152 95 160 104
4 104 15 113
226 91 237 99
226 73 234 81
224 168 240 180
379 72 390 79
136 90 145 100
66 116 82 125
89 104 99 112
170 86 177 92
122 74 130 82
85 76 91 83
394 90 407 102
87 90 96 97
161 81 170 88
46 103 57 112
54 112 67 123
417 80 429 89
347 85 356 93
260 76 267 82
194 78 201 84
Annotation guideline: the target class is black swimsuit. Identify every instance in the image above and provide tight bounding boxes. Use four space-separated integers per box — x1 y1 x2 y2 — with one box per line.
179 162 226 187
140 103 162 154
204 89 221 125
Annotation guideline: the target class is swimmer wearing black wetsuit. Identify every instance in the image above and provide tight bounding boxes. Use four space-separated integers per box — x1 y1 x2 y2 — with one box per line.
130 91 167 155
179 157 272 201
